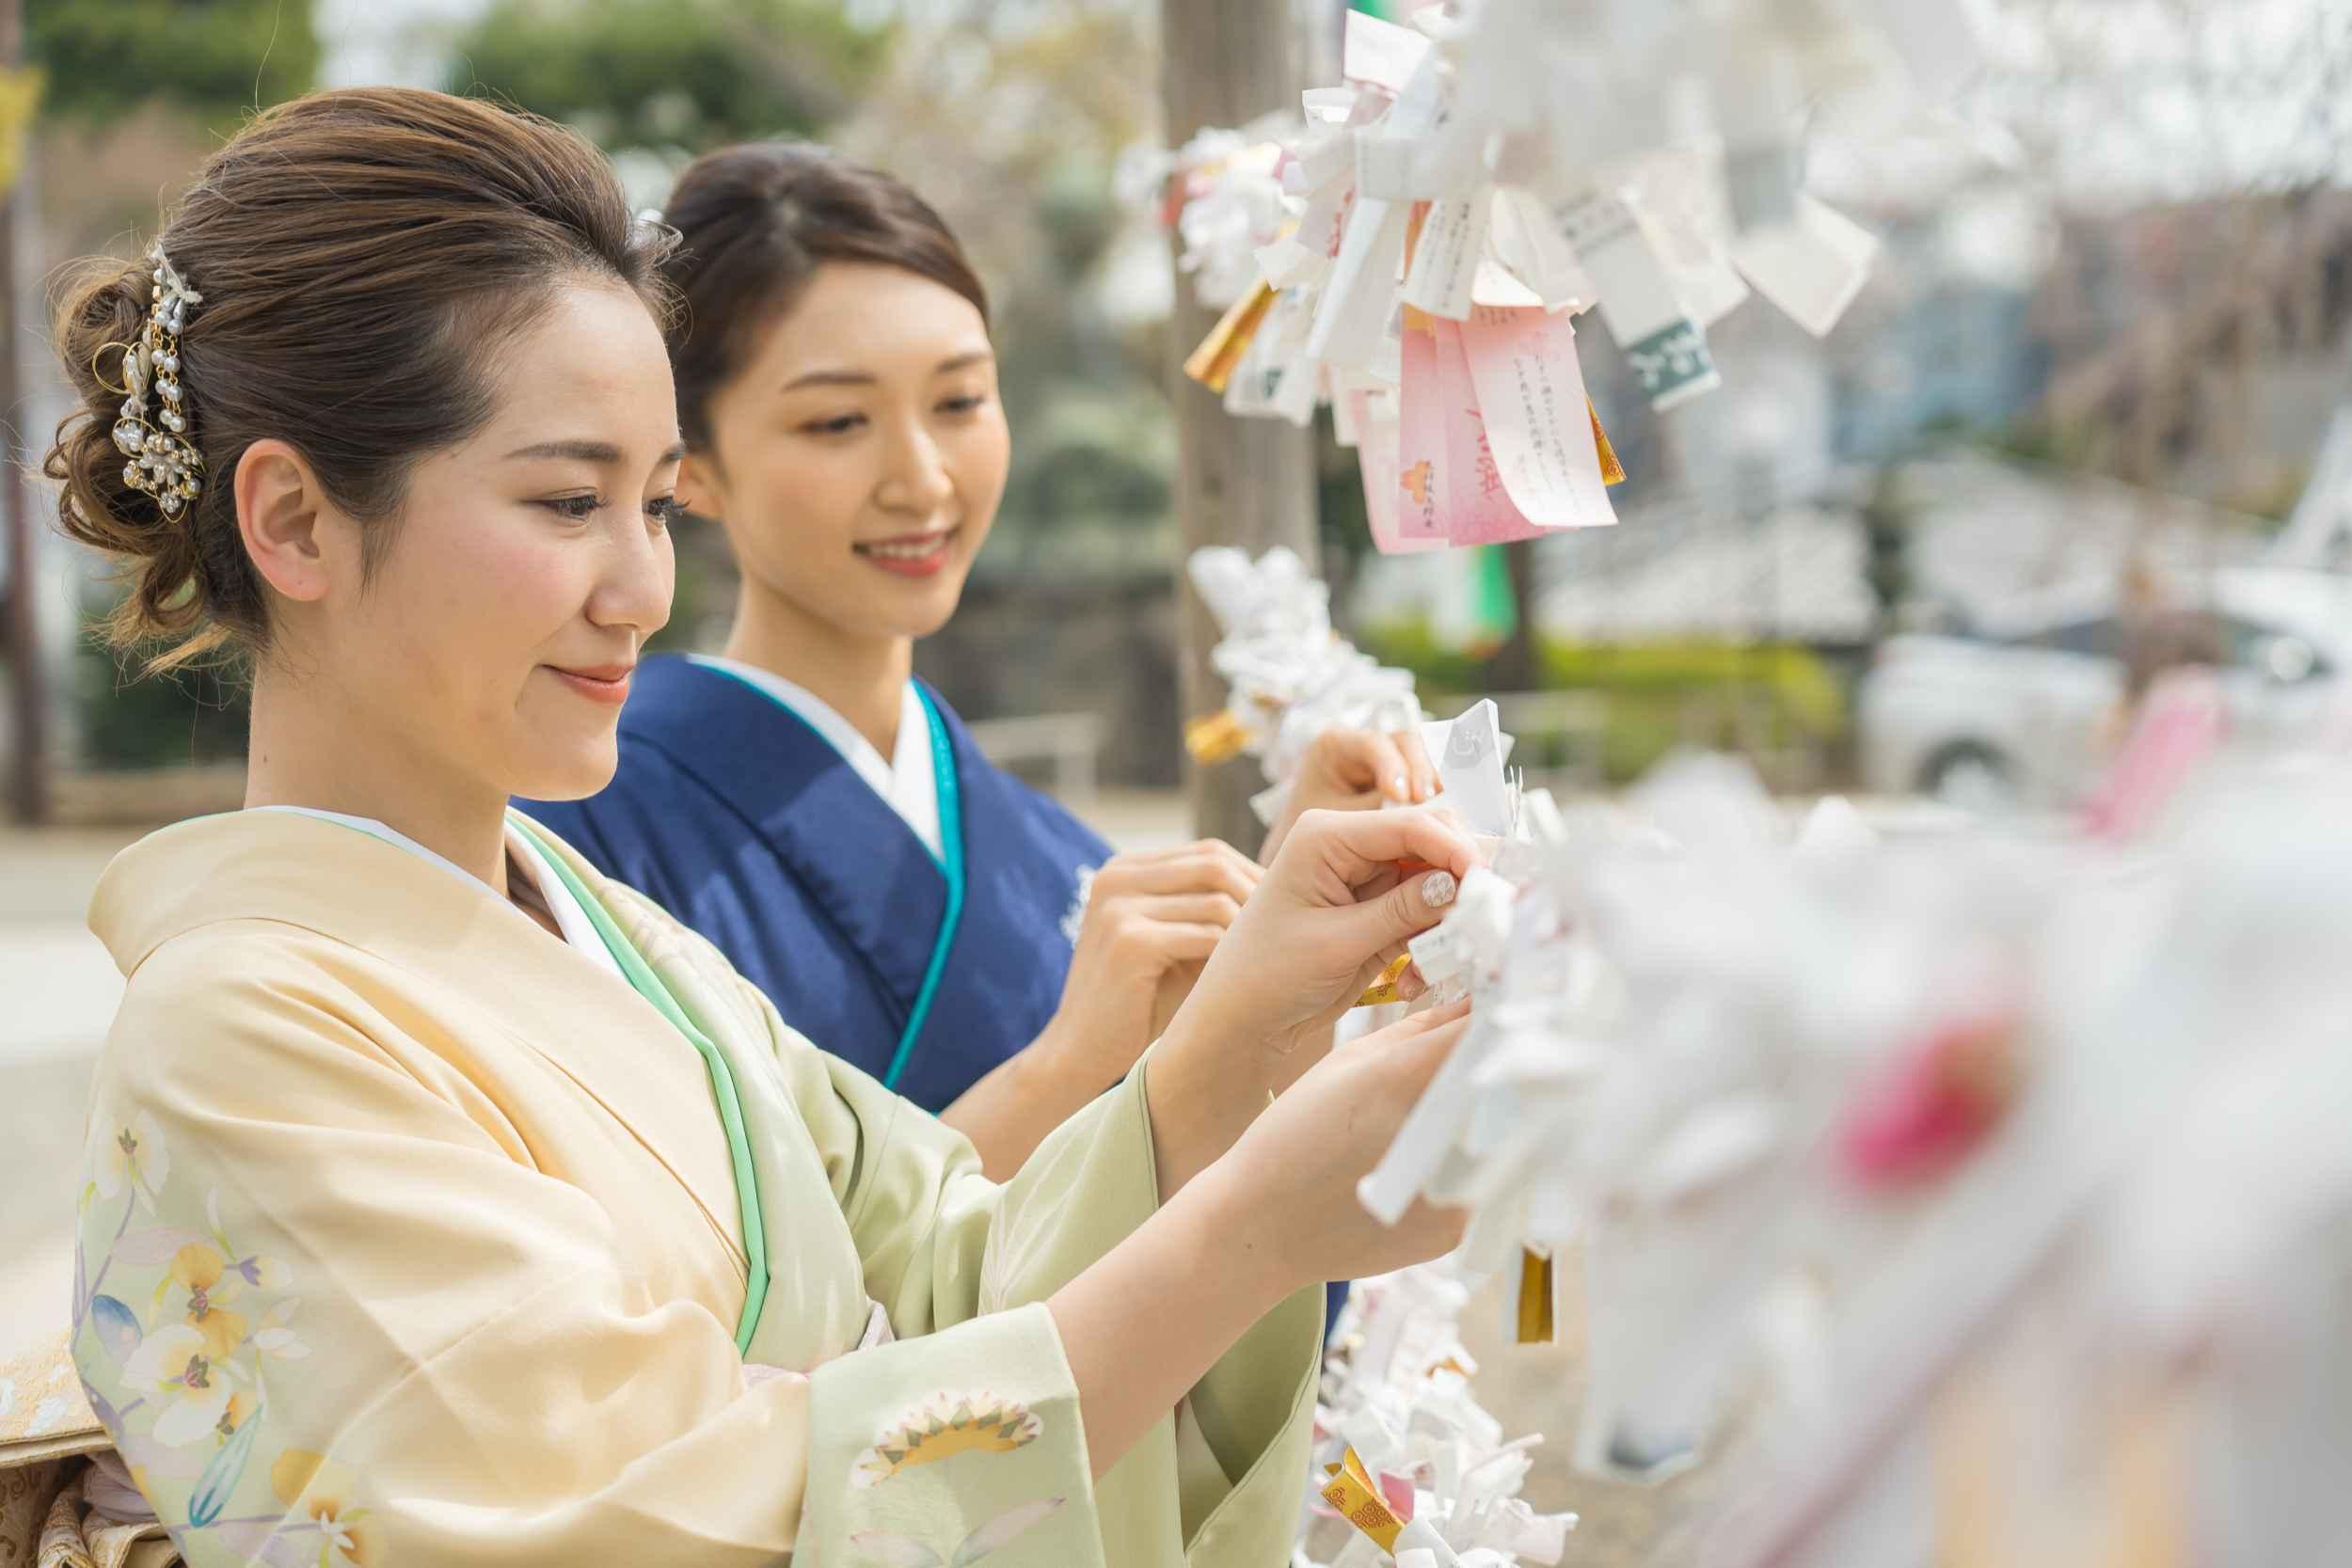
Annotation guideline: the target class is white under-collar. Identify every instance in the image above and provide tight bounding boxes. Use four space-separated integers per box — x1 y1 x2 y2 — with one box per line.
690 656 943 861
248 805 623 980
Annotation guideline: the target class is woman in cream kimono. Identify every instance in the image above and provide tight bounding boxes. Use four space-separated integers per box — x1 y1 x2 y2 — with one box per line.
45 88 1476 1567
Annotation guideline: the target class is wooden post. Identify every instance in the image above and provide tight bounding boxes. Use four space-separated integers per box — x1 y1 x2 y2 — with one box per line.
1161 0 1320 850
0 0 45 826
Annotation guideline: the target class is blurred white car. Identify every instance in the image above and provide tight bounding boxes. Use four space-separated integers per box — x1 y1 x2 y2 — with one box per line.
1859 568 2352 808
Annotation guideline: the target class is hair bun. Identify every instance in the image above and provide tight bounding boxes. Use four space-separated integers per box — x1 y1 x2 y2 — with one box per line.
45 255 231 669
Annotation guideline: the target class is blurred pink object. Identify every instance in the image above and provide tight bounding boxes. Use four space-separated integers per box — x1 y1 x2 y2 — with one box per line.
1840 1011 2020 1189
2081 668 2226 841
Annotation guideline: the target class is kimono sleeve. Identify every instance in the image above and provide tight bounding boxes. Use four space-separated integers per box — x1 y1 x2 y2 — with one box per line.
739 973 1326 1566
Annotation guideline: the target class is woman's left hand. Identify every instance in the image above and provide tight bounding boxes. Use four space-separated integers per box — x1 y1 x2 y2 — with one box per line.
1261 726 1441 862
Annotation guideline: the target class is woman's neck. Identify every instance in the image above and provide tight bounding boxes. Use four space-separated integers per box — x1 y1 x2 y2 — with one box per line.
243 659 516 896
723 581 914 759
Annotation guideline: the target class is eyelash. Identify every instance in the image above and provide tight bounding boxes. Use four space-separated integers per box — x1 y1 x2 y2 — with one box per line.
536 494 683 530
798 395 991 437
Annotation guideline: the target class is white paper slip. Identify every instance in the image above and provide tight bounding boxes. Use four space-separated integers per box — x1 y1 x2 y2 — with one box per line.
1402 191 1492 320
1357 55 1452 201
1422 698 1514 835
1560 190 1722 412
1626 158 1751 326
1343 6 1432 93
1305 196 1409 372
1224 285 1319 425
1876 0 1989 101
1487 187 1594 310
1729 193 1882 337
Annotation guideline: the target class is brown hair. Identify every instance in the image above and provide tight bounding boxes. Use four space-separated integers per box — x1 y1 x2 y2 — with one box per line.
46 87 674 672
659 142 988 451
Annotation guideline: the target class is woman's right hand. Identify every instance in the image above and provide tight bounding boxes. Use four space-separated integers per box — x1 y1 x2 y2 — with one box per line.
1259 725 1441 863
1207 1003 1472 1291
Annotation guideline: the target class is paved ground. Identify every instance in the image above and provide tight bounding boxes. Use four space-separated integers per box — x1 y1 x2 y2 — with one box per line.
0 801 1725 1563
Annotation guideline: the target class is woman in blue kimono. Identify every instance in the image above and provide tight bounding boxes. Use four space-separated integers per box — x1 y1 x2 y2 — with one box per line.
524 143 1438 1187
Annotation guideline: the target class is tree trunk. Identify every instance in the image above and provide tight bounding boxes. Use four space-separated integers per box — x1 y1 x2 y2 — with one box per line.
1160 0 1319 850
1 0 46 826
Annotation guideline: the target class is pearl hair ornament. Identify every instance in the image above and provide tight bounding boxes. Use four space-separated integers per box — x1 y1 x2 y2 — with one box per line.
103 243 205 520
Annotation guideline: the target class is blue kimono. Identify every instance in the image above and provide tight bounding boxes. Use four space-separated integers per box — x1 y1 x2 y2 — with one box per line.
525 655 1348 1332
519 654 1109 1112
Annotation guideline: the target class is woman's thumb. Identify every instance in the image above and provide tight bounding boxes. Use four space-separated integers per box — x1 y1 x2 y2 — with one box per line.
1343 867 1459 959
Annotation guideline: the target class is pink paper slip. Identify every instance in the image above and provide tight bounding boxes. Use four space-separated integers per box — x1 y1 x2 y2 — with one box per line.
1460 305 1618 531
1396 309 1454 545
1355 386 1442 555
1433 316 1547 546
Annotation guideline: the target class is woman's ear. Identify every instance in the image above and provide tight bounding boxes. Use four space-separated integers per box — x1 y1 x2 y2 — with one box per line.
677 448 725 523
234 438 338 605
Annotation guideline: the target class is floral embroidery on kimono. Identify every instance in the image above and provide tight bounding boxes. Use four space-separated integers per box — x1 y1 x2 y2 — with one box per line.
73 1113 368 1567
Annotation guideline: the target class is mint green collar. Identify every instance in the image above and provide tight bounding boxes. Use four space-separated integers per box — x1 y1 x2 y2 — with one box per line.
508 816 771 1355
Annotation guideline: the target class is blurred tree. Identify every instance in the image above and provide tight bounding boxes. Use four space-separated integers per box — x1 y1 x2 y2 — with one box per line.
1860 463 1914 629
29 0 319 130
446 0 891 153
834 4 1174 570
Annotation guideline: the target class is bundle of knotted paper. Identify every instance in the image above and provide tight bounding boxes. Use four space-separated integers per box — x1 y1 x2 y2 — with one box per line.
1349 681 2352 1565
1184 545 1428 828
1179 546 1580 1566
1142 0 1986 551
1302 1267 1580 1568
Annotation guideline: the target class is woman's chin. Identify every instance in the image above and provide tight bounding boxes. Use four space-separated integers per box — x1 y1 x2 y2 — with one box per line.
511 734 621 804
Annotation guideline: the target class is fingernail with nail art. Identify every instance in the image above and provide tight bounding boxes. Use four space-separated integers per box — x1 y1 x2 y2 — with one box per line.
1422 871 1458 909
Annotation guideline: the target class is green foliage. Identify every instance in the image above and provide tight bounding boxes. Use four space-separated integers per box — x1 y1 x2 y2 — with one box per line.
30 0 320 130
447 0 892 152
71 614 250 770
1365 620 1851 784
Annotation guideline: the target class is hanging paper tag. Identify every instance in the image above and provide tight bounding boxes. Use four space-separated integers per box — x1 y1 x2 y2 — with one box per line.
1358 55 1451 200
1395 309 1453 545
1354 385 1439 557
1432 318 1547 546
1225 285 1320 425
1625 164 1752 327
1517 1248 1557 1343
1729 194 1882 338
1591 402 1627 484
1184 710 1251 765
1459 305 1619 531
1561 191 1722 411
1306 197 1410 373
1877 0 1990 100
1343 8 1432 93
1487 188 1595 311
2081 667 2228 842
1402 191 1492 321
1182 279 1277 394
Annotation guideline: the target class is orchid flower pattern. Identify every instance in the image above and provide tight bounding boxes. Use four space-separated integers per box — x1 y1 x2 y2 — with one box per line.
73 1109 369 1568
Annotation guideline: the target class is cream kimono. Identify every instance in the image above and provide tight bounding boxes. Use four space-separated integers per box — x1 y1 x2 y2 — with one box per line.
69 811 1319 1566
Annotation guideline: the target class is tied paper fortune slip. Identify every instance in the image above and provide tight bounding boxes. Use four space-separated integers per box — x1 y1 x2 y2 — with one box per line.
1560 189 1723 411
1460 305 1619 532
1387 304 1622 553
1145 0 1998 547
